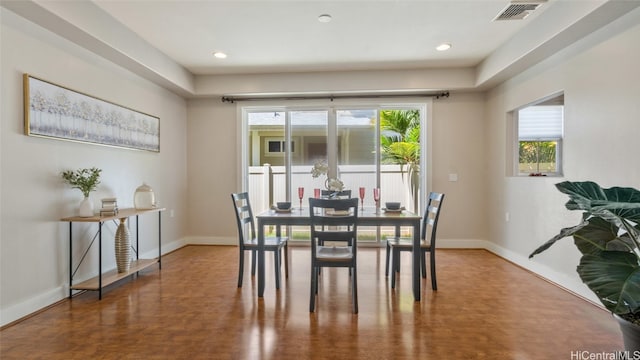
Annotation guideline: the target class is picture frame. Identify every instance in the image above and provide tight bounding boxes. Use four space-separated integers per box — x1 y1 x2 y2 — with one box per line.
23 74 160 152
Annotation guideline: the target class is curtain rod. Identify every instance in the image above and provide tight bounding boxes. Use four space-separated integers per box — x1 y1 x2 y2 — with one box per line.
221 91 449 103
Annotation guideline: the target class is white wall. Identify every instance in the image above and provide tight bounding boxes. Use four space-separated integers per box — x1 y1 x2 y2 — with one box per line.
0 9 189 326
185 98 239 244
484 9 640 303
431 93 488 246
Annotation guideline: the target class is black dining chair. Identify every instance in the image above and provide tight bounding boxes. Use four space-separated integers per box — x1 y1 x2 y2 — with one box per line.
385 192 444 290
231 192 288 289
308 197 359 313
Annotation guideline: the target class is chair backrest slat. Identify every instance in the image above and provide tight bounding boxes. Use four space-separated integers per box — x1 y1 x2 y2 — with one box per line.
231 192 256 249
420 192 445 248
308 197 359 257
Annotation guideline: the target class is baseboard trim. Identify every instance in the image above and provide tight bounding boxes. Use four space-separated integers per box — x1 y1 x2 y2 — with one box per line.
483 242 600 307
437 238 488 248
0 287 66 329
185 236 236 246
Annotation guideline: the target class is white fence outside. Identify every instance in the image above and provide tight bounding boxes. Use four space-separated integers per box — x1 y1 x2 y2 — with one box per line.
248 164 418 243
248 164 416 212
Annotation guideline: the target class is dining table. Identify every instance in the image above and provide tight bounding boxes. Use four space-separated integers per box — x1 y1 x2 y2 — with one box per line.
256 206 423 301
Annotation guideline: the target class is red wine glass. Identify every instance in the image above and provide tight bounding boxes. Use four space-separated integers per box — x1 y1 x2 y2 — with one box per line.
373 188 380 211
359 187 365 210
298 187 304 210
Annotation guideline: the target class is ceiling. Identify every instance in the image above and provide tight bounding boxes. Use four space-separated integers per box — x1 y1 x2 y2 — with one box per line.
3 0 638 96
92 0 550 76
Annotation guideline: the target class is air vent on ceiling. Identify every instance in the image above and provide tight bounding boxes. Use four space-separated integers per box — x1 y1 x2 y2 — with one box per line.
493 0 546 21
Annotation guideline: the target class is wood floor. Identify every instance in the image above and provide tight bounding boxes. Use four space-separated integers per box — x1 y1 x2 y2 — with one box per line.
0 245 622 359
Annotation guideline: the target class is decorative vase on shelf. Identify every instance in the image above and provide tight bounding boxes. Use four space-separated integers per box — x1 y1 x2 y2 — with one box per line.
115 218 131 273
134 182 156 209
78 196 94 217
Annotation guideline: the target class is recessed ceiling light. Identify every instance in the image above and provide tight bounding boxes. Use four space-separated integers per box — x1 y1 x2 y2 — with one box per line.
318 14 332 23
213 52 227 59
436 43 451 51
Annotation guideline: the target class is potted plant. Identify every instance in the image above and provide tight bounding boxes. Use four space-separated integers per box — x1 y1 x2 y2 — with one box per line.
529 181 640 351
61 167 102 217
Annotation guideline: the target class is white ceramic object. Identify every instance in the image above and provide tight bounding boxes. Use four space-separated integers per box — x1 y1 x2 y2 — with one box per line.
78 196 94 217
134 182 156 209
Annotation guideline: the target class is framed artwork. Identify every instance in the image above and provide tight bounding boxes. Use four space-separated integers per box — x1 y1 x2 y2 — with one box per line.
23 74 160 152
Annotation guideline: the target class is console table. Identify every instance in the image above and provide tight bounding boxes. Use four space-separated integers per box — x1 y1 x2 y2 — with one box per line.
61 207 164 299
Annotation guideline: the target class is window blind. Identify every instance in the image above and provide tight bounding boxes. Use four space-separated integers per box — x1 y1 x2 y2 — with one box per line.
518 105 563 140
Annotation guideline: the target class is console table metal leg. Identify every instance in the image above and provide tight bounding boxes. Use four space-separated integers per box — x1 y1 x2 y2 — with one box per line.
69 222 73 298
158 212 162 269
98 222 103 300
136 215 140 262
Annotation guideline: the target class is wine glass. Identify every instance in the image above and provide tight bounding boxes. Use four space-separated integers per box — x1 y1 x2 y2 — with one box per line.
373 188 380 212
359 187 365 211
298 187 304 210
314 188 320 198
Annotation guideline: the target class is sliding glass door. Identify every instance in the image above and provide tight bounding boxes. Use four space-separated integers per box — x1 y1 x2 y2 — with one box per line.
243 103 426 244
290 110 328 208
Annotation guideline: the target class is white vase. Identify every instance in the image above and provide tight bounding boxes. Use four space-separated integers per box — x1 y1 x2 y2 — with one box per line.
78 196 94 217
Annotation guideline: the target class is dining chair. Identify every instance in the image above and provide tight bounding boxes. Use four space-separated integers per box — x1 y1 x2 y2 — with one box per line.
308 197 359 313
320 189 352 198
231 192 288 289
317 190 351 244
385 192 444 290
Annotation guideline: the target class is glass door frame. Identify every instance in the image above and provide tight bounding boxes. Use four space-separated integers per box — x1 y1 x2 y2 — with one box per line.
239 98 432 218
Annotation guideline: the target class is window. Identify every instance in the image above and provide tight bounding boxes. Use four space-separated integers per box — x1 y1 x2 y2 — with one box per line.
516 94 564 176
265 138 295 154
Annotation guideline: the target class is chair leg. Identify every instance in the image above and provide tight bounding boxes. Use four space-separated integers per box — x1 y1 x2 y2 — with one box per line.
237 250 244 287
421 251 427 278
385 241 391 277
251 250 257 276
352 266 358 314
284 244 289 279
310 265 316 312
274 251 281 290
430 252 437 291
391 248 398 289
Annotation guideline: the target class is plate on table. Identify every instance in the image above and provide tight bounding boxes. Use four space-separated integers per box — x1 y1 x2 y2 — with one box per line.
325 209 350 216
273 207 292 213
382 207 404 213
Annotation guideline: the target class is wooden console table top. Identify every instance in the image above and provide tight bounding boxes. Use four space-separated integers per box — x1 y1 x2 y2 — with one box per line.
61 207 166 222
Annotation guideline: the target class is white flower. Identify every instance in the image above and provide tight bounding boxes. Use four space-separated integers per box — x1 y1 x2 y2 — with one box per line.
327 178 344 191
311 161 329 178
311 161 344 192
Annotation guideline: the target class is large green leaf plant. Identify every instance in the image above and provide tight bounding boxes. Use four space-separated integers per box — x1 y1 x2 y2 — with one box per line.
529 181 640 325
380 110 420 212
